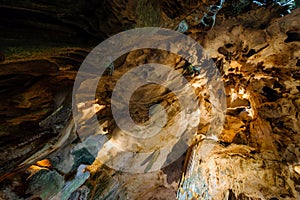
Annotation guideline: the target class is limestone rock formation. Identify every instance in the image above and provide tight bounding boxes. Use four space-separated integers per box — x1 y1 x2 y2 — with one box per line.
0 0 299 200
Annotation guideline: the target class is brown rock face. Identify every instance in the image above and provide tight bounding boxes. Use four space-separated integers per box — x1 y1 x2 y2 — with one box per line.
178 7 300 200
0 1 299 200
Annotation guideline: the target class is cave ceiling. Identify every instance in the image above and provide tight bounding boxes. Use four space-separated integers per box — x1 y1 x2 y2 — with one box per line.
0 0 300 200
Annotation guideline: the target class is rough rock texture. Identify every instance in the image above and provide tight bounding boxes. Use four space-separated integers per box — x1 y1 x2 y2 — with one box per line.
178 6 300 200
0 48 89 176
0 0 299 200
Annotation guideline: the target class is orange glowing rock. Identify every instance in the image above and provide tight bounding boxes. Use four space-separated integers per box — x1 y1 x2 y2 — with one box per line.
36 159 51 168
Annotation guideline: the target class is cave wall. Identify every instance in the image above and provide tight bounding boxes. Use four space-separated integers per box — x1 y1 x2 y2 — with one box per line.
0 0 299 200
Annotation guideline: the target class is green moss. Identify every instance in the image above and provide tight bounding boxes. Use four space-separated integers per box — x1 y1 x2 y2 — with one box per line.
0 37 92 61
3 46 67 60
135 0 161 27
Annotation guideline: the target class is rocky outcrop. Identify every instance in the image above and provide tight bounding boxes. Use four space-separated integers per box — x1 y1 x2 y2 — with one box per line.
178 6 300 200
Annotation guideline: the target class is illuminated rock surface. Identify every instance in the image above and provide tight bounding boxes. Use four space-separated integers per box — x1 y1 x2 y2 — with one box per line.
0 1 299 199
